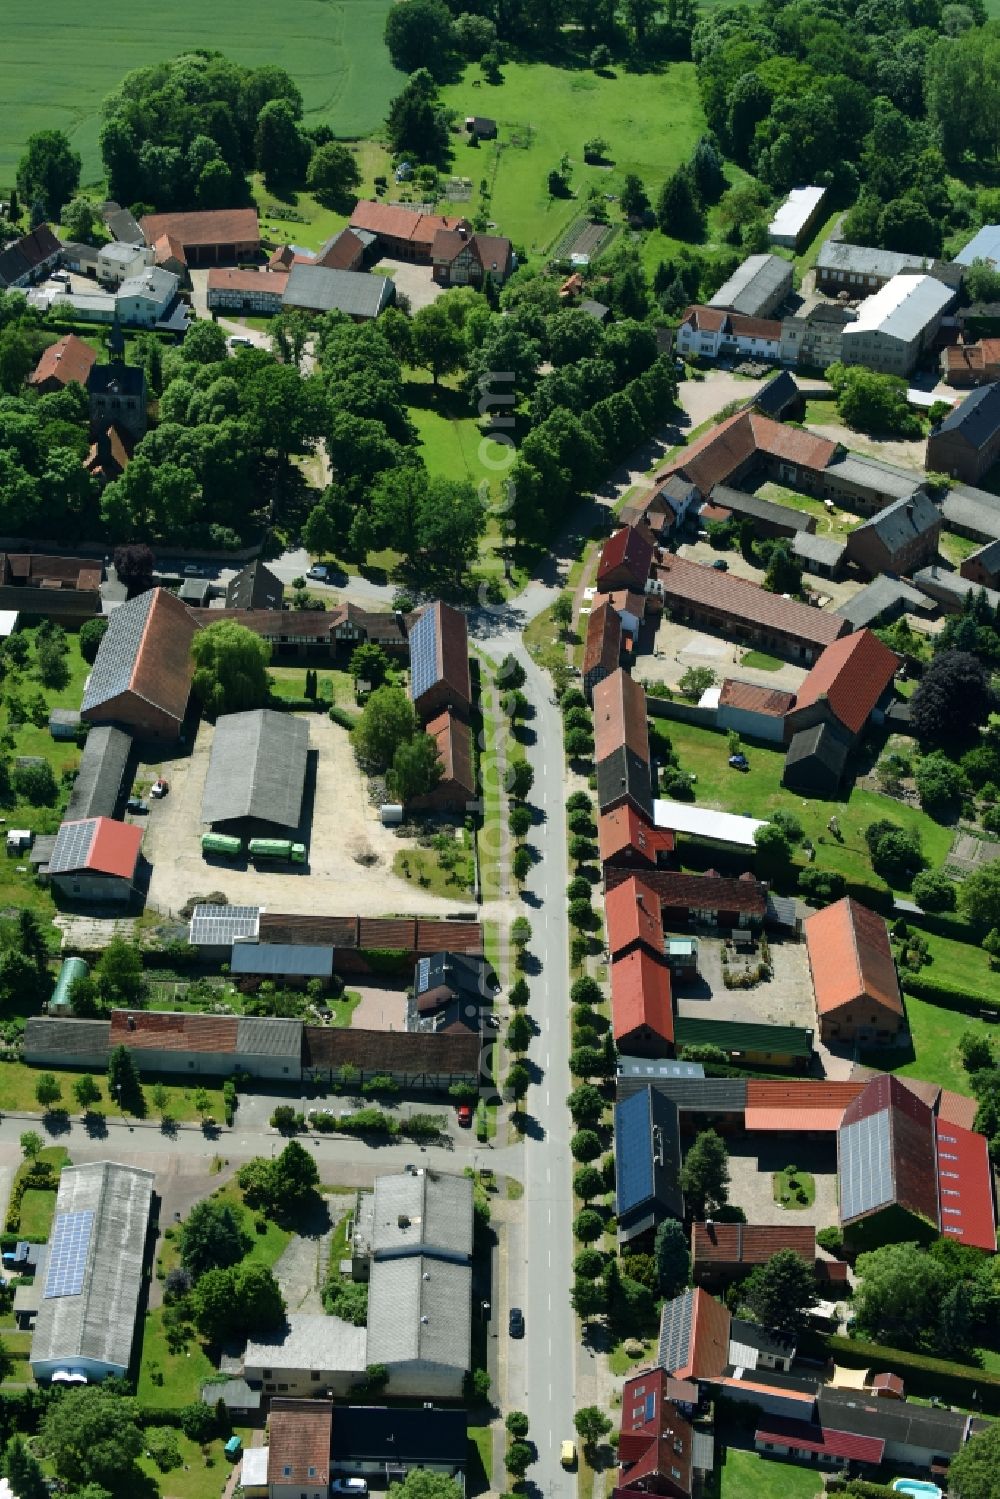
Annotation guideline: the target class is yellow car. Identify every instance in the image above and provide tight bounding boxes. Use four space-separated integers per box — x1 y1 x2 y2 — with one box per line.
561 1441 577 1469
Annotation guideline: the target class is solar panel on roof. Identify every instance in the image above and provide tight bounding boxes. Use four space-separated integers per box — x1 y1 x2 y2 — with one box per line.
615 1091 655 1215
416 957 431 994
659 1292 693 1374
409 608 439 702
189 905 260 945
43 1209 94 1299
48 819 96 875
840 1109 893 1222
644 1393 656 1423
82 590 153 711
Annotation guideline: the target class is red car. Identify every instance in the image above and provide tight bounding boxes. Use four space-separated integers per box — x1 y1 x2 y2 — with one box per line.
456 1104 473 1128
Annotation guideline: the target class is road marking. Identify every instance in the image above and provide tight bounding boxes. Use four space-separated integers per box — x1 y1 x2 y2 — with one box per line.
546 1090 551 1105
546 1167 551 1183
548 1293 552 1310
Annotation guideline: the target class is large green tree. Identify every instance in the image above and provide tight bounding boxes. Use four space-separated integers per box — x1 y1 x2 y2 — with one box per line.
654 1218 691 1298
852 1242 950 1350
306 142 362 207
740 1247 817 1336
386 70 450 163
388 731 443 804
3 1436 48 1499
947 1419 1000 1499
180 1198 250 1279
41 1387 142 1488
352 684 418 772
191 620 271 719
16 130 81 218
385 0 455 74
679 1130 730 1218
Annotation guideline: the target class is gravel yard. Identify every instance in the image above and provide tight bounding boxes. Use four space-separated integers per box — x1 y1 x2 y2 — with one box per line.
674 937 817 1032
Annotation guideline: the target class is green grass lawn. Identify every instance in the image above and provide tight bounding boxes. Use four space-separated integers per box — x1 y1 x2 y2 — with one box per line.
718 1448 822 1499
772 1167 815 1210
940 530 981 566
0 0 403 188
268 664 359 708
156 1180 292 1284
741 650 784 671
645 716 953 899
438 60 706 255
862 993 994 1096
393 835 476 899
136 1430 244 1499
0 1060 227 1123
17 1186 59 1239
468 1425 493 1494
754 481 861 541
136 1307 218 1408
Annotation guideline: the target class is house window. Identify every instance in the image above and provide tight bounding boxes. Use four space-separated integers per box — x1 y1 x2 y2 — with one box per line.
311 1371 321 1380
263 1369 272 1378
278 1382 288 1390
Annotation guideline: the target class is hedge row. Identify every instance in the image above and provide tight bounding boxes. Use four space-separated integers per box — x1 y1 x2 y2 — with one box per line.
900 973 999 1017
824 1333 1000 1413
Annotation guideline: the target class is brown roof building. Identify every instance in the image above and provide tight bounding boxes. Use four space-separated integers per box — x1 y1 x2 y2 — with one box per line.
605 867 768 926
267 1398 332 1498
583 600 623 700
432 227 513 287
593 668 650 765
837 1074 941 1248
598 805 674 872
409 710 475 812
654 552 846 661
716 677 796 745
315 227 366 272
0 553 102 622
804 897 903 1043
785 628 899 745
617 1367 696 1499
302 1025 480 1088
960 536 1000 590
349 201 469 262
691 1222 816 1284
606 876 665 962
942 339 1000 388
597 527 656 592
665 408 838 499
408 600 472 721
29 334 96 393
657 1288 732 1381
139 208 260 266
611 948 674 1056
81 587 200 741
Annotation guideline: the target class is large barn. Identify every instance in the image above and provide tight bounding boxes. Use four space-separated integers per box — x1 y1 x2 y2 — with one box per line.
201 709 309 836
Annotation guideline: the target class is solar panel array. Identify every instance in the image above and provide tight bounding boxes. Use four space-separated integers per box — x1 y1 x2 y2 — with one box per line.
409 607 440 702
189 905 260 946
839 1108 893 1222
81 589 153 711
416 957 431 994
48 818 96 875
658 1291 694 1375
43 1209 95 1299
615 1091 654 1215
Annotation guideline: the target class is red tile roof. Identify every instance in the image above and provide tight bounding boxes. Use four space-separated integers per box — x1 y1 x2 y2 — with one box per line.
129 587 201 727
937 1088 979 1130
206 268 288 295
667 409 838 496
605 866 767 916
718 678 796 717
110 1009 238 1054
598 805 673 865
655 552 846 649
29 334 96 389
598 527 655 589
583 600 622 680
140 208 259 248
81 817 143 879
425 710 475 795
605 875 664 960
756 1420 884 1465
593 669 650 764
691 1222 815 1266
677 1288 732 1380
841 1075 940 1229
350 200 467 245
935 1117 997 1252
680 305 728 334
432 227 512 272
789 629 899 736
804 898 903 1022
871 1372 904 1397
316 228 365 271
746 1080 867 1110
744 1106 848 1132
680 306 782 341
607 589 647 621
267 1399 332 1487
611 949 673 1047
152 232 186 265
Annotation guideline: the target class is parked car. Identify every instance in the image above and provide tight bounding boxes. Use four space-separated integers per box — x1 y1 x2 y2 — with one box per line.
712 558 729 570
331 1481 368 1496
561 1441 577 1469
509 1306 525 1338
456 1104 473 1128
485 1014 501 1030
183 564 201 576
728 753 749 771
150 779 169 799
126 798 148 814
307 563 330 581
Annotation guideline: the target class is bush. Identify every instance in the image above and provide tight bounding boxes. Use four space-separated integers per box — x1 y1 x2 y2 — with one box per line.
270 1105 298 1131
900 972 1000 1016
911 868 958 912
816 1225 844 1255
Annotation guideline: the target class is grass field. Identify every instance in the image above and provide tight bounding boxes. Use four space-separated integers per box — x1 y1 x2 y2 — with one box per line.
718 1448 822 1499
0 1059 227 1122
863 993 994 1095
0 0 404 188
438 60 706 254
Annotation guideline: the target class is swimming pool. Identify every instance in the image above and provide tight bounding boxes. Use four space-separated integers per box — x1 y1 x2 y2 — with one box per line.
891 1482 942 1499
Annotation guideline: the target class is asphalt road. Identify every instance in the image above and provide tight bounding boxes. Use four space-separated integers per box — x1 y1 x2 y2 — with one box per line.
474 599 576 1499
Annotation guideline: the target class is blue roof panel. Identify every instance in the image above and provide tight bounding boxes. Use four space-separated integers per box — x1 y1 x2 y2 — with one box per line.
615 1089 655 1216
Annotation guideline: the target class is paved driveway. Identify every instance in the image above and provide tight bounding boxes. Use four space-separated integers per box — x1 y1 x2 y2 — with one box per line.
374 257 443 311
351 983 408 1030
724 1137 839 1230
674 939 817 1032
640 619 809 696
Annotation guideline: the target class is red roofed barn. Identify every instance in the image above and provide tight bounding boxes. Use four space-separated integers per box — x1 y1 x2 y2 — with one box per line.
611 948 674 1056
785 629 899 745
45 817 143 903
597 527 655 592
408 601 472 721
81 587 200 741
598 805 673 872
617 1366 696 1499
139 208 260 266
804 897 903 1043
409 710 475 812
29 334 97 393
583 600 623 700
606 876 664 962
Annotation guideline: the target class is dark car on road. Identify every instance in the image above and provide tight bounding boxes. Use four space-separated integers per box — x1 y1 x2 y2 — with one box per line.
509 1306 525 1338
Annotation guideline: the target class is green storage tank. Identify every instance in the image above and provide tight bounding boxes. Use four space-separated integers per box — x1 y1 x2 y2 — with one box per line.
202 832 243 857
51 956 88 1012
248 838 292 860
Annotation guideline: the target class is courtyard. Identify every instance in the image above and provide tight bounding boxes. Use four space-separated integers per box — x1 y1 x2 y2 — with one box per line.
673 936 816 1034
724 1135 839 1231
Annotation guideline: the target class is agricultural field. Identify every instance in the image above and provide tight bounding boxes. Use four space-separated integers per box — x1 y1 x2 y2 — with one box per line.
438 60 707 254
0 0 403 187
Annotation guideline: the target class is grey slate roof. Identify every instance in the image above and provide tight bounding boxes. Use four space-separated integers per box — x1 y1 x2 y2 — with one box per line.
243 1313 366 1374
226 559 283 611
964 536 1000 571
596 745 654 818
824 454 924 501
366 1255 471 1374
201 709 308 829
817 1387 972 1454
816 240 929 279
785 722 850 778
199 1377 261 1411
708 485 813 533
849 489 940 552
371 1169 474 1261
283 264 394 318
834 576 929 630
748 370 801 418
955 223 1000 267
101 202 144 245
234 1015 303 1059
30 1161 154 1375
24 1016 112 1064
792 532 847 570
82 587 155 712
933 381 1000 447
912 565 1000 613
708 254 792 317
65 726 132 822
230 943 333 979
941 484 1000 541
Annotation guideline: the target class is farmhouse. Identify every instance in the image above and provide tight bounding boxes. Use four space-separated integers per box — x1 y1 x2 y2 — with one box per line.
349 201 469 262
614 1086 683 1247
768 185 828 249
226 559 284 611
597 526 655 591
29 1161 154 1383
708 254 793 318
652 553 847 662
408 600 471 720
206 268 288 315
201 709 309 834
44 817 143 904
412 951 496 1022
611 947 674 1056
138 208 260 266
960 537 1000 588
784 629 899 746
116 266 180 327
432 228 513 287
606 875 666 962
266 1399 331 1499
941 339 1000 387
0 224 61 288
674 306 782 362
804 898 903 1043
618 1378 700 1499
598 804 674 873
583 599 624 700
691 1223 816 1286
844 489 942 576
664 409 838 503
926 382 1000 483
605 867 768 929
109 1010 302 1080
657 1288 732 1381
242 1315 367 1399
82 587 200 741
28 334 96 393
409 709 475 812
0 553 102 622
283 264 395 320
594 668 650 766
840 274 953 375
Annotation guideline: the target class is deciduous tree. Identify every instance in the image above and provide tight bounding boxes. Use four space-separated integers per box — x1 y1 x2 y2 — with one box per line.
191 621 271 718
740 1247 816 1335
679 1130 730 1217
